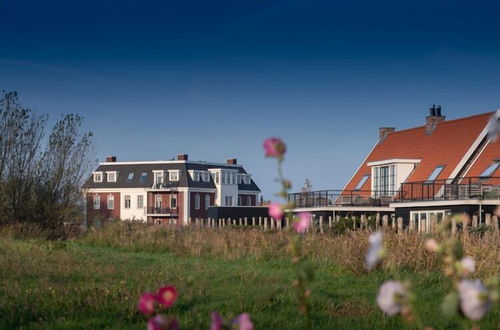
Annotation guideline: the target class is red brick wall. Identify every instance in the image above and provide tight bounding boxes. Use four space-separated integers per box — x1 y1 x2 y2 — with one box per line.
190 192 215 219
86 192 121 220
238 194 256 206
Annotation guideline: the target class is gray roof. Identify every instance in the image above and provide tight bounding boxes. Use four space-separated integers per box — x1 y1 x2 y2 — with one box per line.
83 161 260 192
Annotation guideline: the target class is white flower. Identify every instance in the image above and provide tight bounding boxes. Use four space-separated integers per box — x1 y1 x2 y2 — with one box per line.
460 256 475 277
458 279 491 320
424 238 439 252
487 111 500 141
365 231 383 270
377 280 407 316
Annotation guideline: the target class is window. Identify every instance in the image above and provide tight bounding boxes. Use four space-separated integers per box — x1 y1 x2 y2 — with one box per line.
373 165 395 196
137 195 144 209
154 171 164 184
225 196 233 206
139 172 148 182
203 172 210 182
480 162 499 178
427 165 445 181
231 173 236 185
107 172 117 182
237 174 242 184
127 173 134 182
124 195 131 209
169 170 179 181
354 175 369 190
205 194 211 209
155 195 162 208
107 195 114 210
411 210 446 234
244 175 251 184
238 196 242 206
193 171 200 181
194 194 200 210
170 195 177 209
247 196 252 206
93 194 100 209
93 172 103 182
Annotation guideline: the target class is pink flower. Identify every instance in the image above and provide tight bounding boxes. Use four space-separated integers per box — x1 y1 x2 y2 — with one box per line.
147 315 168 330
293 212 311 233
210 312 223 330
424 238 439 252
460 256 476 277
458 279 492 320
376 280 407 316
138 293 156 315
263 137 286 158
234 313 253 330
155 286 177 308
268 203 284 219
366 231 384 270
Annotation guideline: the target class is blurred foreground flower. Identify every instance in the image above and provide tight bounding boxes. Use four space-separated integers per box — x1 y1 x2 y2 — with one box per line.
458 279 491 320
424 238 439 252
234 313 253 330
138 293 156 315
147 314 179 330
366 231 384 271
156 286 177 308
263 137 286 158
459 257 475 277
377 281 408 316
293 212 311 233
268 202 284 219
210 312 223 330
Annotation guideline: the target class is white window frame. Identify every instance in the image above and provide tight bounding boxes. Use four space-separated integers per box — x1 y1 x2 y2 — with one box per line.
137 195 144 209
107 195 114 210
372 165 395 197
106 171 117 183
169 170 179 181
480 162 499 178
93 172 103 182
427 165 445 181
410 210 446 233
127 172 134 182
124 195 131 209
93 194 100 209
194 193 200 210
205 194 211 209
170 195 177 209
153 170 164 185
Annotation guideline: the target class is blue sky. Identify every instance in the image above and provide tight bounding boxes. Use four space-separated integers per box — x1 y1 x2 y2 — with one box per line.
1 0 500 199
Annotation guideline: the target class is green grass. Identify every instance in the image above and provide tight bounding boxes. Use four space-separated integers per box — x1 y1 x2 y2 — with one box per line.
0 237 497 329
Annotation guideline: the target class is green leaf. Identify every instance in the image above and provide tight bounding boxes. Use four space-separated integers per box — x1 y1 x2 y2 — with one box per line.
441 292 459 317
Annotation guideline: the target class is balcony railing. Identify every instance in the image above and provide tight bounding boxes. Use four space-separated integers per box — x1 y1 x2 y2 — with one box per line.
150 181 180 190
146 207 178 215
397 177 500 202
288 190 398 208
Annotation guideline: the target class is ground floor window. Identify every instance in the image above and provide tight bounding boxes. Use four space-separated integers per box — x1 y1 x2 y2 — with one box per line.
410 210 446 233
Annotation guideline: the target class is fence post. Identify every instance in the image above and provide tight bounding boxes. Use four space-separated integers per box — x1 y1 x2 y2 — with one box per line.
244 217 248 226
485 213 492 227
382 215 388 229
271 217 275 230
409 217 415 233
451 216 457 236
492 216 499 232
239 218 242 226
252 217 256 226
430 214 437 233
264 217 268 230
328 216 332 228
336 215 340 223
391 216 396 230
397 217 403 234
352 216 357 230
472 215 478 228
319 216 324 234
259 217 262 227
277 219 282 231
286 217 290 228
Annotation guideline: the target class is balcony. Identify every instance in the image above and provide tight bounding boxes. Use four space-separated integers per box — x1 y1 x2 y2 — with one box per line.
288 190 398 208
397 177 500 202
150 181 180 190
145 207 179 215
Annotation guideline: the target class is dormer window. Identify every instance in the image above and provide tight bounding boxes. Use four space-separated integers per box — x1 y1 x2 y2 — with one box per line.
139 172 148 182
93 172 103 182
480 162 499 178
153 171 164 185
127 173 134 182
367 159 420 197
354 175 369 190
169 170 179 181
106 171 117 182
202 172 210 182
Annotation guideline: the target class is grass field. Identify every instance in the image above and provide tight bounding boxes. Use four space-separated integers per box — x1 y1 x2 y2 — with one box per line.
0 224 498 329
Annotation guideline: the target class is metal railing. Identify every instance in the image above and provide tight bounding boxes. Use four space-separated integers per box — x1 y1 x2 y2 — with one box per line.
146 207 178 215
150 181 180 190
288 190 399 208
397 176 500 202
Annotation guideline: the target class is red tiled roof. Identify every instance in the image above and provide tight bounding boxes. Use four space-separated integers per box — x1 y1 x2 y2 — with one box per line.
343 112 494 195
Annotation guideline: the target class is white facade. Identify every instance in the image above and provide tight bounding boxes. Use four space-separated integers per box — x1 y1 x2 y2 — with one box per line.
119 188 148 221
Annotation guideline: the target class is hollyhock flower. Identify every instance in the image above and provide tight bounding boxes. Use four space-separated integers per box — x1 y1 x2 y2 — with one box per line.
234 313 253 330
210 312 223 330
424 238 439 252
376 280 407 316
365 231 384 271
156 286 177 308
293 212 311 233
268 202 284 219
263 137 286 158
487 111 500 141
458 279 492 320
138 293 156 315
147 315 168 330
460 256 475 277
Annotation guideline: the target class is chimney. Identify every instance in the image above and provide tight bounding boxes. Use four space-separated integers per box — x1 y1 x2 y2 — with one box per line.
426 105 446 134
379 127 396 141
177 154 188 161
105 156 117 162
227 158 237 165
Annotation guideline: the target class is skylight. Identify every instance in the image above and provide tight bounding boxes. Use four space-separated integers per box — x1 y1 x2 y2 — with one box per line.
427 166 444 181
127 173 134 182
354 175 369 190
139 172 148 182
480 162 499 178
